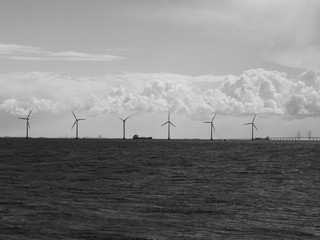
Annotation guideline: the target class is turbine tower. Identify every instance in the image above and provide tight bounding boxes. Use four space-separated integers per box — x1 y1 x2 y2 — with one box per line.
118 115 132 139
18 110 32 139
203 114 216 140
244 114 258 140
161 111 176 140
71 111 86 139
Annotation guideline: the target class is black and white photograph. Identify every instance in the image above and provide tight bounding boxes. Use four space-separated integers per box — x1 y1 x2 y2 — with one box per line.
0 0 319 239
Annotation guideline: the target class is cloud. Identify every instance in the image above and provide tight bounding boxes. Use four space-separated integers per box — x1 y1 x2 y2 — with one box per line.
160 0 320 70
1 69 320 119
0 98 64 116
0 43 124 61
265 46 320 71
0 99 30 116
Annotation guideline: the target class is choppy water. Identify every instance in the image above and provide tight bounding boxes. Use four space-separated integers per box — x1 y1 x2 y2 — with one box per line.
0 138 319 239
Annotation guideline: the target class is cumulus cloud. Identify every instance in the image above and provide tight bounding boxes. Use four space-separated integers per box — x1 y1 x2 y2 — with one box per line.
0 98 64 116
0 99 30 116
1 69 320 118
0 43 124 61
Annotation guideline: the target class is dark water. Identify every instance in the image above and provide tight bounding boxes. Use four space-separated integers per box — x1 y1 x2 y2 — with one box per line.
0 138 319 239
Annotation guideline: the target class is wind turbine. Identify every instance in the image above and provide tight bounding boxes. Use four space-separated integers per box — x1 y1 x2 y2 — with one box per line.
244 114 258 140
71 111 86 139
161 111 176 140
203 114 216 140
18 110 32 139
118 115 132 139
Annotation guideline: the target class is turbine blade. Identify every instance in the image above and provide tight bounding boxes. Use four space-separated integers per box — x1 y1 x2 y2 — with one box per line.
253 123 258 131
252 114 256 123
124 115 132 121
170 122 176 127
212 124 215 131
18 117 27 120
118 116 124 121
72 111 77 120
78 118 86 121
211 114 216 122
27 110 33 118
27 121 31 129
244 123 252 125
160 121 169 127
71 120 77 129
203 121 211 123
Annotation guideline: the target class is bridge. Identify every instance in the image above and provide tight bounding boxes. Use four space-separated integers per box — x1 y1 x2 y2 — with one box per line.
269 137 320 141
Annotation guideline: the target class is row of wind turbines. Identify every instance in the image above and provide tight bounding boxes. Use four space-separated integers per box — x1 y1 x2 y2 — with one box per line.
17 110 259 140
160 113 258 140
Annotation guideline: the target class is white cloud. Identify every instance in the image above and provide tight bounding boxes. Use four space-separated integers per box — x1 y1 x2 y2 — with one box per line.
1 69 320 118
0 98 64 116
0 99 30 116
0 43 124 61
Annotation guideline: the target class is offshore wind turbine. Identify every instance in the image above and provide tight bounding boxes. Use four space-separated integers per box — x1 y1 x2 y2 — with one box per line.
244 114 258 140
161 111 176 140
203 114 216 140
18 110 32 139
71 111 86 139
118 115 132 139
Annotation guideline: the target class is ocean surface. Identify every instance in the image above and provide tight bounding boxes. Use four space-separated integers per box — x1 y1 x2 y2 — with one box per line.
0 138 319 240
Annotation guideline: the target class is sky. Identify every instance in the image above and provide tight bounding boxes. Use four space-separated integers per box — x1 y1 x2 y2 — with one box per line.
1 0 320 139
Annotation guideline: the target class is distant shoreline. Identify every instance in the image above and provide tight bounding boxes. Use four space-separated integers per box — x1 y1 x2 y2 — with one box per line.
1 137 319 142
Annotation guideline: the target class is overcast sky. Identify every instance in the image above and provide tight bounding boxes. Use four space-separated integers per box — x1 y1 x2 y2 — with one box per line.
1 0 320 139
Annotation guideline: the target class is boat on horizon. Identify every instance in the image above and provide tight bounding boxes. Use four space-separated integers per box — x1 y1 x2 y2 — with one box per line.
133 134 152 140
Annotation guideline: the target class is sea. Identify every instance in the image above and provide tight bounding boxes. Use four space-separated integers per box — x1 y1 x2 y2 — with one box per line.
0 138 319 240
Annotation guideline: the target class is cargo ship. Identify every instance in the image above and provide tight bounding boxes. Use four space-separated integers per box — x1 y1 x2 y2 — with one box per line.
133 134 152 140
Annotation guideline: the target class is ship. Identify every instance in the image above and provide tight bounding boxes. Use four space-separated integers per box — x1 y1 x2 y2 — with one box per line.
254 136 270 141
133 134 152 140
